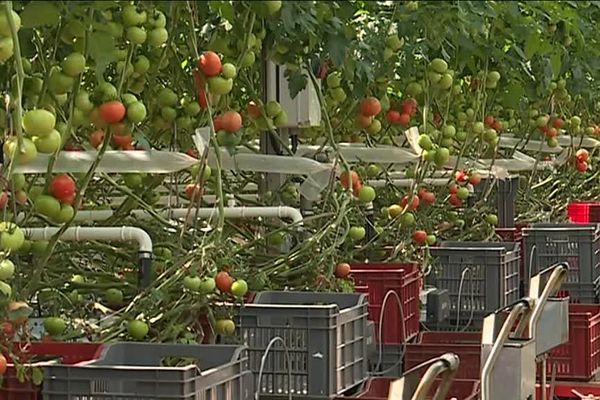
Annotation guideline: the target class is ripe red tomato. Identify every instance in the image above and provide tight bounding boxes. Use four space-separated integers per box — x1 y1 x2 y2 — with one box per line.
352 182 363 197
335 262 351 278
356 114 372 129
198 88 209 109
1 322 14 338
469 173 482 185
213 115 224 131
186 148 198 158
0 192 8 209
413 230 427 245
420 191 436 206
199 51 222 77
386 110 401 124
398 113 411 126
215 271 233 293
449 193 463 207
112 134 133 148
552 118 564 129
454 170 468 183
484 115 495 127
340 170 361 190
576 161 588 172
99 101 126 124
449 183 459 195
401 195 420 210
49 175 76 202
221 111 242 133
89 130 105 148
0 354 6 376
576 149 589 163
360 97 381 117
491 120 502 132
185 183 203 201
401 98 418 115
247 101 262 119
546 127 558 138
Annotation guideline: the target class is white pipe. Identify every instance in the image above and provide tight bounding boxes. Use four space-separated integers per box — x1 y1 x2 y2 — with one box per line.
23 226 153 253
64 206 303 226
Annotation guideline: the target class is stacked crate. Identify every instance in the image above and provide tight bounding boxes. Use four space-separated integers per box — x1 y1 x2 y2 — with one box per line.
233 291 370 399
428 241 520 331
523 223 600 302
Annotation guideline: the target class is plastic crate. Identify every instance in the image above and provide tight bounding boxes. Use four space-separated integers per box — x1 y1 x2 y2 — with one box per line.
546 304 600 381
1 342 103 400
350 262 421 344
405 332 481 381
367 344 402 377
537 381 600 399
496 224 529 296
42 342 253 400
522 223 600 287
568 202 600 223
556 281 599 304
336 377 480 399
428 242 520 319
235 291 369 398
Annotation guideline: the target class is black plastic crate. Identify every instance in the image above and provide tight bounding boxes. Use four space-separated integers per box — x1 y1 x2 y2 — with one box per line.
42 342 253 400
428 242 520 319
523 224 600 288
233 291 369 399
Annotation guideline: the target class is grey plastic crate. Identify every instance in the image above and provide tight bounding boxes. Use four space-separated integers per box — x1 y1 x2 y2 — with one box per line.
233 291 369 399
558 281 599 303
42 342 253 400
474 175 519 228
428 242 520 319
426 310 488 332
523 223 600 288
367 344 403 377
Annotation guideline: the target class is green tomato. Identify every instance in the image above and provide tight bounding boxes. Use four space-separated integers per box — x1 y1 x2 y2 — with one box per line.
126 27 147 45
221 63 237 79
133 55 150 75
430 58 448 74
0 36 13 63
4 137 38 164
33 129 62 153
44 317 67 336
183 276 202 291
127 320 149 340
0 259 15 280
207 77 233 95
231 279 249 297
105 288 123 306
127 101 147 123
348 226 366 241
55 205 75 224
75 91 94 112
35 195 61 220
401 212 415 226
147 27 168 47
23 109 56 136
61 53 86 77
0 9 20 36
358 185 376 203
157 88 178 107
418 134 433 151
185 101 201 116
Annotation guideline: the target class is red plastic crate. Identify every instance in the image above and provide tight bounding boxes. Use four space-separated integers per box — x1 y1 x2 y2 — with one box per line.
496 224 528 290
350 263 421 344
568 202 600 223
337 377 480 399
405 332 481 380
546 304 600 381
537 381 600 399
2 342 103 400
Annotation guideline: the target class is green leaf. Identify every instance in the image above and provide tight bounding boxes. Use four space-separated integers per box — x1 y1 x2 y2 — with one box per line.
287 70 307 99
88 30 116 78
20 1 61 28
31 367 44 386
502 82 525 109
524 32 540 59
325 32 348 66
208 1 234 23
